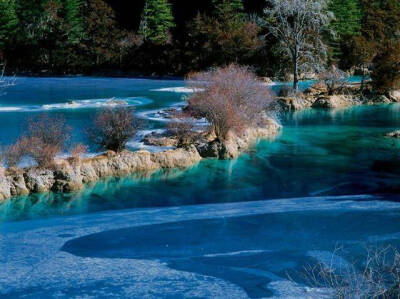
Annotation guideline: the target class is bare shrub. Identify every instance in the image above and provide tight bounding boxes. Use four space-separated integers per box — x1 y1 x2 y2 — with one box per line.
68 143 88 164
167 112 196 148
89 107 139 152
27 114 70 149
318 66 349 95
297 246 400 298
3 141 25 168
187 64 275 141
26 137 60 168
3 114 70 168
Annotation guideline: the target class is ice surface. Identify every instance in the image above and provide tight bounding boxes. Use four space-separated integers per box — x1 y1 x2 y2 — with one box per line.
1 195 400 298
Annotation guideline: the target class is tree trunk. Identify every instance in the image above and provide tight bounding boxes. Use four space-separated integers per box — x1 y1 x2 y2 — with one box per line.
293 52 298 91
360 65 366 93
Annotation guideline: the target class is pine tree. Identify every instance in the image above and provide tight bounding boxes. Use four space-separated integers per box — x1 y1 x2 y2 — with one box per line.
329 0 362 37
328 0 363 62
212 0 244 20
139 0 175 45
0 0 18 50
64 0 85 45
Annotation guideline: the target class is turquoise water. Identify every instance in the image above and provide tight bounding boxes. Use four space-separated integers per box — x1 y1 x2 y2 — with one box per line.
0 77 184 147
0 77 400 221
1 77 400 298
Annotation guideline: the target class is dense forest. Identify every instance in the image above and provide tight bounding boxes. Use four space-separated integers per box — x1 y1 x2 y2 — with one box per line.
0 0 399 82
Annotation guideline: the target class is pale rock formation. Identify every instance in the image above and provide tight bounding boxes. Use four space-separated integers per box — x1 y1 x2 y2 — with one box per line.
196 118 281 159
313 95 360 109
0 117 280 201
386 130 400 138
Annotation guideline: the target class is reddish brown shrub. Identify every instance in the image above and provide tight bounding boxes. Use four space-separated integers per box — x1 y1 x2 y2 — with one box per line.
68 143 88 164
89 107 139 152
3 114 70 168
3 140 26 168
371 41 400 94
187 64 275 140
27 114 71 149
167 112 196 147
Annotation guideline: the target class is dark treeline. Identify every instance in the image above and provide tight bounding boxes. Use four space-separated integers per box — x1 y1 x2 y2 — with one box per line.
0 0 399 83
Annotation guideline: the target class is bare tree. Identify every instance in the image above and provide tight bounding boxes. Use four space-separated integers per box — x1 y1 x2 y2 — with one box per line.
89 107 139 152
187 64 275 141
264 0 332 91
0 64 15 96
318 65 349 95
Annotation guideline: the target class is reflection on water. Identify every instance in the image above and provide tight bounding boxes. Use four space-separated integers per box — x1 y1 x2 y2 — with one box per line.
1 104 400 221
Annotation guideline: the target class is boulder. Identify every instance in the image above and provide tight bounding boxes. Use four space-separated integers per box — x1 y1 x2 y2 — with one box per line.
312 95 357 109
52 165 84 192
152 146 201 168
196 118 281 159
304 82 328 95
386 130 400 138
278 96 314 111
388 90 400 102
260 77 274 84
24 169 55 193
0 175 11 201
142 134 178 147
195 139 226 158
8 174 29 196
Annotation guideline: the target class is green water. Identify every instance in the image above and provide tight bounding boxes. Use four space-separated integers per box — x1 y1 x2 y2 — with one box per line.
1 103 400 221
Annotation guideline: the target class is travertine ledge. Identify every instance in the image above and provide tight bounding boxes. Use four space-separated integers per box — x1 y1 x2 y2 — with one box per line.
0 118 281 201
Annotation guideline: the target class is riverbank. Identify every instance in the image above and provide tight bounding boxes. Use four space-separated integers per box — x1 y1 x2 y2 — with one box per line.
0 118 280 201
278 82 400 111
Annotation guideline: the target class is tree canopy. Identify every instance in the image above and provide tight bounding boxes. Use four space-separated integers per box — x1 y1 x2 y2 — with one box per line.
139 0 175 44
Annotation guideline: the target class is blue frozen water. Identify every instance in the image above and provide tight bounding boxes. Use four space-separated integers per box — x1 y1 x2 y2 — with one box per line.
1 195 400 298
0 77 400 297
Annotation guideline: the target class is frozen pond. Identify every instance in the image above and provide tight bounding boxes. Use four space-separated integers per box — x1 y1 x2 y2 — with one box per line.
1 195 400 298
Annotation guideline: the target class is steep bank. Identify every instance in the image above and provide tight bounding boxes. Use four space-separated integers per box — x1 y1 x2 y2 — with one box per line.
0 119 280 201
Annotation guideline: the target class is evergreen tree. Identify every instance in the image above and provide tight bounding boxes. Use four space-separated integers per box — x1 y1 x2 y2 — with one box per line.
212 0 244 19
0 0 18 51
64 0 85 45
328 0 363 62
139 0 175 44
83 0 125 67
329 0 362 37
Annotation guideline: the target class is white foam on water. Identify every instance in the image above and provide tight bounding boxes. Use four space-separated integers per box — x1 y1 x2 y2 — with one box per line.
137 109 174 122
0 97 152 113
0 106 22 111
126 129 175 153
137 107 208 127
151 87 204 93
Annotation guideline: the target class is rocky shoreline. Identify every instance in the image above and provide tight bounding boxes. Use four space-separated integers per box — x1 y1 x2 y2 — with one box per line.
278 83 400 111
0 118 281 201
